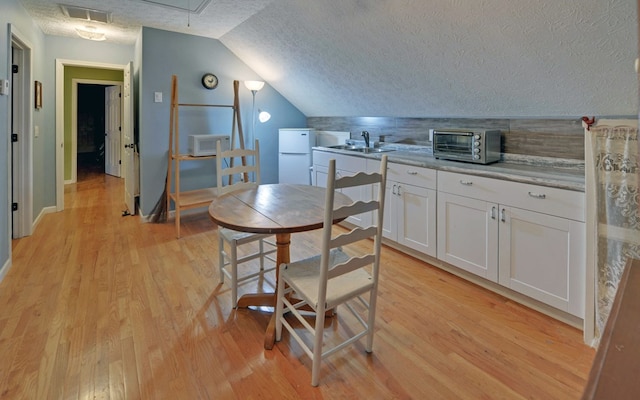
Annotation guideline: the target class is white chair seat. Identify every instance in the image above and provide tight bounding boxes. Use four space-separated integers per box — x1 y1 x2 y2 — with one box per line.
282 249 373 310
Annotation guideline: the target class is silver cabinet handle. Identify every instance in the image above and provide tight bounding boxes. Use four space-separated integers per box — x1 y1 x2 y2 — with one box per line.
407 171 418 175
397 185 402 196
392 184 397 195
500 208 506 222
491 206 496 220
459 180 473 186
528 191 546 199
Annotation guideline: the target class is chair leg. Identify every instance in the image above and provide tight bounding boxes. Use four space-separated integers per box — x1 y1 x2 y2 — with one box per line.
218 235 225 284
310 304 326 387
258 238 265 271
230 241 238 308
365 291 377 353
274 273 286 341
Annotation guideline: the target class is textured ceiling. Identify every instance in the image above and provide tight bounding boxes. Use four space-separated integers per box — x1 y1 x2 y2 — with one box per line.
18 0 639 118
19 0 274 43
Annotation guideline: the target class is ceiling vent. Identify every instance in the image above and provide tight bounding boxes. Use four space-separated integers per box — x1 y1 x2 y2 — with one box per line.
136 0 212 14
59 4 112 24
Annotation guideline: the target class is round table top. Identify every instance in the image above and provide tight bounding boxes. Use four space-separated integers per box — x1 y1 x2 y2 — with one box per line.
208 183 352 235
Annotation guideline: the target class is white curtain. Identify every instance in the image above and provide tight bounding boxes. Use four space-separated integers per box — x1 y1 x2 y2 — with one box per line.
586 122 640 341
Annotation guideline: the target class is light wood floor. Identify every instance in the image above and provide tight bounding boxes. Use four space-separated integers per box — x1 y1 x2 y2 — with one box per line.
2 170 595 399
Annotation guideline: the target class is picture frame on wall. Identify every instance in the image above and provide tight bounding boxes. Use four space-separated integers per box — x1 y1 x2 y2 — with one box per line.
34 81 42 109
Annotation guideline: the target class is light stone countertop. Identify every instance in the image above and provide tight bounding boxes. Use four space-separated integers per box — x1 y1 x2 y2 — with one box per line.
312 144 586 192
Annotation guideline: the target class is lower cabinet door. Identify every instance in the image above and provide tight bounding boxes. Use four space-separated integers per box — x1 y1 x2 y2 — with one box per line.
396 184 437 257
381 181 396 240
437 192 499 282
313 164 328 188
498 206 585 318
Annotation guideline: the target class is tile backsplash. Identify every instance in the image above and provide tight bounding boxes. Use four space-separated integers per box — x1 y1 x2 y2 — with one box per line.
307 116 595 160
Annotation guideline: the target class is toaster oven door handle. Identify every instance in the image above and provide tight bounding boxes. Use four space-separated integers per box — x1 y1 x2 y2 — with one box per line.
434 130 474 136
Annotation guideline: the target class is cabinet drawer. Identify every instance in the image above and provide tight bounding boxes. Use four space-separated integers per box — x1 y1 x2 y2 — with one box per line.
438 171 585 222
438 171 504 202
367 160 437 189
388 163 437 189
313 151 366 172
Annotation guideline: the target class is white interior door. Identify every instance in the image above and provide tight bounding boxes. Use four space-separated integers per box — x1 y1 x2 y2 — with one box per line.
105 85 121 177
123 62 135 214
10 29 33 239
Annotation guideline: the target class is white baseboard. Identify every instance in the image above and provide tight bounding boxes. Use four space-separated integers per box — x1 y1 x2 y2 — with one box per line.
0 258 11 283
33 206 57 232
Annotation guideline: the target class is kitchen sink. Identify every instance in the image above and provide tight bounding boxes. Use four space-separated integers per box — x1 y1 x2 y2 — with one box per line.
327 145 395 153
352 147 395 153
327 144 362 151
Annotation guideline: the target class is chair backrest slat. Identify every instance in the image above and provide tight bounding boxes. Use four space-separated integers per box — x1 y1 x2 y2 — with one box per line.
216 139 261 196
330 226 377 249
327 254 375 280
333 201 379 221
334 171 382 190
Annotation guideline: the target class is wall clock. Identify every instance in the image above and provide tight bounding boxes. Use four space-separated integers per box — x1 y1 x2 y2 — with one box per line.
201 73 218 90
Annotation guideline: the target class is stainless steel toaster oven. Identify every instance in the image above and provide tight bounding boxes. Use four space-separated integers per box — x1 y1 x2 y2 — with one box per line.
432 129 501 164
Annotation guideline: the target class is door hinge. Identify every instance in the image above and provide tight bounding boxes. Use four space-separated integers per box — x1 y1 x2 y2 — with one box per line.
12 203 18 211
12 133 18 142
12 65 18 73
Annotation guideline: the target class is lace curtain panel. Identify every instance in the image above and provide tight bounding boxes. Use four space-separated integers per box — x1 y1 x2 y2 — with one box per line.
588 124 640 340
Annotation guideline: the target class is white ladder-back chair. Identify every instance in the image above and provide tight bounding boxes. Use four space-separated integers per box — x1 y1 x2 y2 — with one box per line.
274 155 388 386
216 139 276 308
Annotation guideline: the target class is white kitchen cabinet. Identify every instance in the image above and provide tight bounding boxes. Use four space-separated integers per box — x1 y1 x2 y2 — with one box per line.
437 191 499 281
498 206 585 317
368 160 437 257
437 171 585 318
313 151 369 227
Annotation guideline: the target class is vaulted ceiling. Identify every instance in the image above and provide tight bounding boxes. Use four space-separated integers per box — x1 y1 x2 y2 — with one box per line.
19 0 639 118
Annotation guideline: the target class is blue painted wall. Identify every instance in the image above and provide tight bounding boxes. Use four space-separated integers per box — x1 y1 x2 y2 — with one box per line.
0 10 304 274
138 27 306 216
0 0 46 275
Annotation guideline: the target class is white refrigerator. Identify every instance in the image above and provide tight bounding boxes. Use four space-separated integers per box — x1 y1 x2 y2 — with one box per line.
279 128 316 184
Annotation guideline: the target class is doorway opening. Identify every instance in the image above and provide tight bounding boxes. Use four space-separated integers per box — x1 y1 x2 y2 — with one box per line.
55 60 134 214
74 83 123 182
77 84 106 179
70 80 122 183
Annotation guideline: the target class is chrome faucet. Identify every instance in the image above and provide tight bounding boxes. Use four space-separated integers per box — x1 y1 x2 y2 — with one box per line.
361 131 370 148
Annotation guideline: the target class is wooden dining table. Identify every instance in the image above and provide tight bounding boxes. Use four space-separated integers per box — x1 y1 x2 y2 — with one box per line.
208 183 352 349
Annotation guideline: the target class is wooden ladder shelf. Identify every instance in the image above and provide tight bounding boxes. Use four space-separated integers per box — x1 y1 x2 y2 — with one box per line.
166 75 245 238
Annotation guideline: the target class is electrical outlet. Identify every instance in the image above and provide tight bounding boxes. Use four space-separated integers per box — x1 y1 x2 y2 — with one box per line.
154 92 162 103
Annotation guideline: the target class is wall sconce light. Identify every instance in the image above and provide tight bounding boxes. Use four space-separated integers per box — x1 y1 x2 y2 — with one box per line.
258 109 271 123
